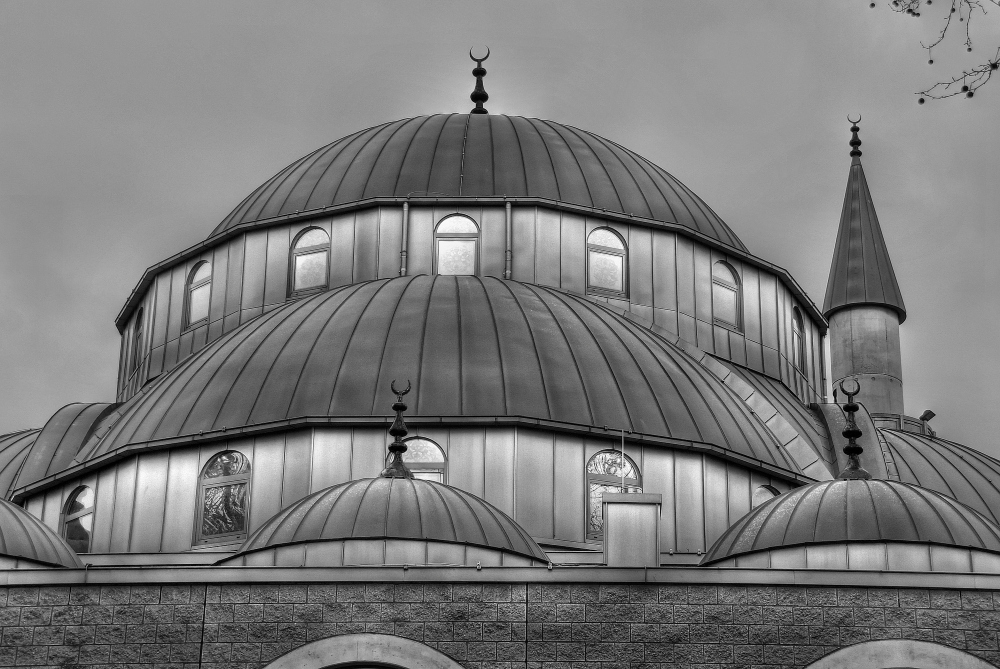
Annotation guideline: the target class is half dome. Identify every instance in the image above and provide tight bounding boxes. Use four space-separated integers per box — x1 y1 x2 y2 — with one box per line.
217 477 548 567
702 479 1000 572
0 498 83 568
212 114 746 251
76 276 797 475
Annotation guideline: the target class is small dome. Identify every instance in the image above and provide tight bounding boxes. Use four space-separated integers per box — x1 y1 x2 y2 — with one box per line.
0 498 83 568
218 477 548 567
211 114 746 251
702 479 1000 570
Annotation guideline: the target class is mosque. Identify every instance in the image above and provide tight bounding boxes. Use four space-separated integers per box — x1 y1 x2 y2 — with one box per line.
2 54 1000 668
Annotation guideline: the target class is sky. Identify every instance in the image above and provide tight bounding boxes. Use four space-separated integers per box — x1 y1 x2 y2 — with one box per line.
0 1 997 455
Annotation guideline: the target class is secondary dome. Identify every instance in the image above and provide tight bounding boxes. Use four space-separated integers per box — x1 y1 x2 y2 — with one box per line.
701 479 1000 573
0 498 83 569
75 276 796 474
217 477 548 567
211 114 746 251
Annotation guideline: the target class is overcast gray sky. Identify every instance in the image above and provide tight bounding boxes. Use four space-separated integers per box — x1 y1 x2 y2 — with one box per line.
0 1 997 454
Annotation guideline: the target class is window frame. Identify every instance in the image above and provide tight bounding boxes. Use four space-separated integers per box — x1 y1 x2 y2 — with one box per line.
433 214 480 276
399 437 448 483
184 261 212 330
711 260 743 332
791 307 805 372
586 227 629 298
129 307 144 378
194 451 252 546
61 485 95 554
288 226 331 298
585 450 642 541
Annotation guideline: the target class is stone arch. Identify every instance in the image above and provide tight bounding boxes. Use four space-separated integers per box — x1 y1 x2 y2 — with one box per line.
804 639 996 669
262 633 465 669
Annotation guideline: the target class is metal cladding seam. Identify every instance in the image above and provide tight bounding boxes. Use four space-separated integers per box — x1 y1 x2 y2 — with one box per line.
879 429 1000 526
74 276 794 473
209 114 747 252
822 159 906 322
0 430 38 500
701 479 1000 565
227 477 548 563
0 498 82 568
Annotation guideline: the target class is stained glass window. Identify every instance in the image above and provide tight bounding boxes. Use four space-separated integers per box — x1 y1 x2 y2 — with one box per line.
587 228 627 297
586 450 641 538
63 486 95 554
197 451 250 544
712 261 741 330
290 227 330 295
435 215 478 276
395 437 446 483
186 261 212 327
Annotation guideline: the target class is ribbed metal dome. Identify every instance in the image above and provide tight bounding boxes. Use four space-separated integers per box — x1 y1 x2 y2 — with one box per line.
76 276 796 473
0 498 83 568
223 477 548 564
702 479 1000 565
211 114 746 251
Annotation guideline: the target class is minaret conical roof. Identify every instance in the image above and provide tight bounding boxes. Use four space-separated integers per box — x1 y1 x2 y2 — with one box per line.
823 123 906 323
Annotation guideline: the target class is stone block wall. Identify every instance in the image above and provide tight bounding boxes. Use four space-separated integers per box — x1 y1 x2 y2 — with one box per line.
0 582 997 668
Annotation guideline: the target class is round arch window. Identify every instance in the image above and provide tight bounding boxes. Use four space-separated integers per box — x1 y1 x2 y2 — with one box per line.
196 451 251 545
185 261 212 328
63 486 95 554
712 261 742 331
289 227 331 296
434 215 479 276
587 228 628 297
586 450 641 539
399 437 447 483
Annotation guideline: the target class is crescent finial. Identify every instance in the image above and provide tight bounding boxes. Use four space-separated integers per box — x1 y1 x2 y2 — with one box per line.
391 379 411 397
838 378 860 398
847 114 861 125
470 46 490 63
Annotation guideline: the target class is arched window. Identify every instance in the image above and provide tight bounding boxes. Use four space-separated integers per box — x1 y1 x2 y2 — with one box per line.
434 215 479 275
185 261 212 328
63 486 94 554
586 450 642 539
792 307 805 372
712 261 742 330
399 437 447 483
587 228 628 297
289 227 331 296
196 451 251 545
752 485 780 508
130 307 144 377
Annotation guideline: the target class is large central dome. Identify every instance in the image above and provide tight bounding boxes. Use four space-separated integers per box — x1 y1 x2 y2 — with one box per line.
212 114 746 251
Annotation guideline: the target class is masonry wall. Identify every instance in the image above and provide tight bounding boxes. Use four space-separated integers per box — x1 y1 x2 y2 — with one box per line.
1 581 999 668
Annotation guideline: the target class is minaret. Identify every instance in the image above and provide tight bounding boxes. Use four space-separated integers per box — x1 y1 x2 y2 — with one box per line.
823 119 907 415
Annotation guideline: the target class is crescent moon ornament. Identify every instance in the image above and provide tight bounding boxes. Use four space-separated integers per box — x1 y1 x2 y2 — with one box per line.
847 114 861 125
391 379 411 397
838 378 860 397
470 47 490 63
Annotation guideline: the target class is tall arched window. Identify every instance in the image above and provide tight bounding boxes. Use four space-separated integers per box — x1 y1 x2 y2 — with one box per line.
185 261 212 328
752 484 780 508
587 228 628 297
792 307 805 372
712 261 742 330
196 451 251 545
289 227 331 296
400 437 447 483
63 486 95 554
130 307 144 377
434 215 479 276
586 450 641 539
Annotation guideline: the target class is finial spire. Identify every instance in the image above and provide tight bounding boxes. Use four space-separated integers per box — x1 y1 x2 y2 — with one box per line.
380 380 414 479
469 47 490 115
837 379 871 480
848 115 862 162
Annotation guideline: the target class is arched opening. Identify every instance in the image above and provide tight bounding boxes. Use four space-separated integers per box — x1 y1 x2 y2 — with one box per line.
752 484 780 508
289 227 331 296
260 633 466 669
712 261 742 330
587 227 628 297
586 450 641 539
434 215 479 275
792 307 805 372
62 486 95 553
400 437 447 483
803 639 996 669
195 451 251 545
185 261 212 328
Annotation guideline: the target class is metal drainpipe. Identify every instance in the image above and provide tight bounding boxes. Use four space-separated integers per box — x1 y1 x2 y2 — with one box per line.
504 201 512 279
399 201 409 276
